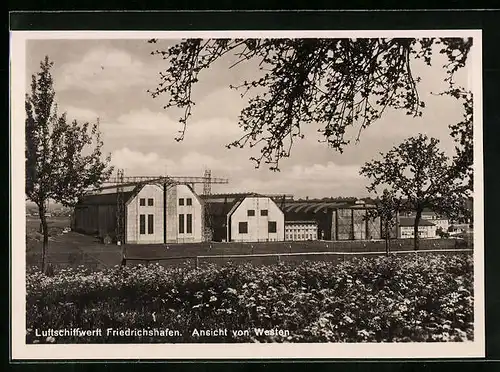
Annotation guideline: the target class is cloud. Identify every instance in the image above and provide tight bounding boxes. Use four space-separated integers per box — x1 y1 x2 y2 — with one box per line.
101 108 245 145
60 106 100 123
110 147 242 177
57 47 153 92
109 147 367 198
218 161 367 198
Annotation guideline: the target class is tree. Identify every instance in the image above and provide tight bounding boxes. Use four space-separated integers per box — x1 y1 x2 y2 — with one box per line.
436 227 450 239
366 189 401 256
25 56 114 272
359 134 470 250
148 37 472 170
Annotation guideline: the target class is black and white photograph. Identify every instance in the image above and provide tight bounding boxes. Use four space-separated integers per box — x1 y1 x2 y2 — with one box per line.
11 29 484 359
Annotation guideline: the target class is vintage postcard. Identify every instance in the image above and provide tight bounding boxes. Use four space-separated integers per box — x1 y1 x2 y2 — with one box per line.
11 29 484 359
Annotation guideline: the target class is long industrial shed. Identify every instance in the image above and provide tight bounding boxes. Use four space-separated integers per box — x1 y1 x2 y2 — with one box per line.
282 199 384 241
72 183 204 244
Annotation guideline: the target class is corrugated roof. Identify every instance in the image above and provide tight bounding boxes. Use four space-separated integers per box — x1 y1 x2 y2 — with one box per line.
201 192 261 200
399 217 436 227
282 200 374 214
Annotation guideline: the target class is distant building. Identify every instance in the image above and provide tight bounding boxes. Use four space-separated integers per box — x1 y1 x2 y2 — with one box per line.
202 193 285 242
73 183 204 244
402 210 449 233
285 221 318 241
282 199 382 241
398 217 437 239
449 223 472 235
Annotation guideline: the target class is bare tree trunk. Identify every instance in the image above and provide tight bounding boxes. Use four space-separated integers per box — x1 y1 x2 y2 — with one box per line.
413 209 422 251
38 203 48 272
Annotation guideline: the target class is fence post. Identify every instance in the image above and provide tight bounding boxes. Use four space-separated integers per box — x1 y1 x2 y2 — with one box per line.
277 254 281 264
195 256 199 269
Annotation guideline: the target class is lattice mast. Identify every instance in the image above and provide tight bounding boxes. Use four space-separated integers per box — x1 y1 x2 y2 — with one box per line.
116 169 125 245
203 169 212 195
203 169 213 242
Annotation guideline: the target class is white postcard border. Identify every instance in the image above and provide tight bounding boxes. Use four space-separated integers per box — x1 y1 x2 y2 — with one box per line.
10 29 485 360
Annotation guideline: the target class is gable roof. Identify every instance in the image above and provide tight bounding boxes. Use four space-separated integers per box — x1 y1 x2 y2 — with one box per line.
77 185 142 206
201 193 281 218
399 217 436 227
201 194 248 217
182 184 204 206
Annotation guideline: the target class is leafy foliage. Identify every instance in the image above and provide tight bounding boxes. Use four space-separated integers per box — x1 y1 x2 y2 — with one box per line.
25 57 114 271
360 134 471 249
148 37 472 170
26 254 473 344
366 189 402 254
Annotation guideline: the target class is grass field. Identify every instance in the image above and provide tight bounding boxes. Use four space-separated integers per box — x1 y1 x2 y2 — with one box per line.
25 216 472 271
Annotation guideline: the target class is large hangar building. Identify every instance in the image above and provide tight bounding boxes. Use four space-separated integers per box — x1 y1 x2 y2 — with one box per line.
72 183 204 244
282 199 382 241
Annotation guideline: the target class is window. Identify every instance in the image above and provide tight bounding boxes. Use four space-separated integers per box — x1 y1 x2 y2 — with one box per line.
179 198 184 206
186 198 192 206
148 214 154 234
186 214 193 234
260 209 268 216
148 198 154 206
139 214 146 234
139 198 146 206
239 222 248 234
268 221 277 233
179 214 184 234
247 210 255 217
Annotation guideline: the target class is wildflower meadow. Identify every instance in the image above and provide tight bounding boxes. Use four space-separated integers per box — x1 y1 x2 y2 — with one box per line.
26 253 474 343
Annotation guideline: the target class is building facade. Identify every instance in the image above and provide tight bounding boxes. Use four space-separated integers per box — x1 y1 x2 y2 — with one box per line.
285 221 318 241
166 184 204 244
282 199 382 241
402 210 450 233
73 183 204 244
398 217 437 239
228 196 285 242
202 193 285 242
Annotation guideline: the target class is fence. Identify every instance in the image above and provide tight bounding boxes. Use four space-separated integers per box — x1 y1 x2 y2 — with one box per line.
122 248 473 269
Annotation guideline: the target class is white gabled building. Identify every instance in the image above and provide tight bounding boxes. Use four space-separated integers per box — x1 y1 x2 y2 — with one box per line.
126 184 164 244
202 193 285 242
166 184 204 244
73 183 204 244
229 195 285 242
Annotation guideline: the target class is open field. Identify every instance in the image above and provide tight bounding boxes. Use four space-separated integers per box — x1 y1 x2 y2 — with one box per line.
25 217 475 344
25 216 472 270
26 253 474 343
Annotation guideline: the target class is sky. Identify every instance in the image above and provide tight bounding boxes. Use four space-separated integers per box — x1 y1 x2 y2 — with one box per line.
25 38 474 199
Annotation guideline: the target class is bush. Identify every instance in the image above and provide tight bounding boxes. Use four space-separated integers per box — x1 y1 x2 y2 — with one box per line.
26 254 474 343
